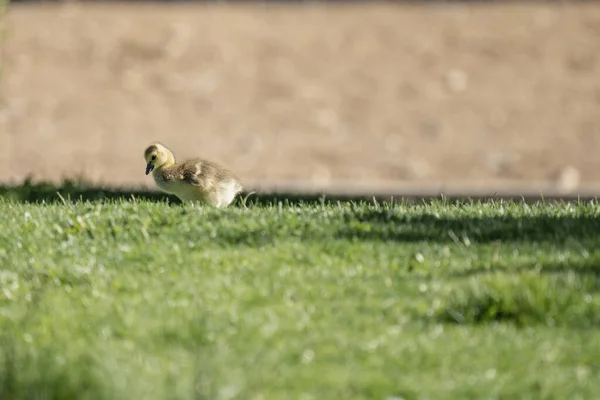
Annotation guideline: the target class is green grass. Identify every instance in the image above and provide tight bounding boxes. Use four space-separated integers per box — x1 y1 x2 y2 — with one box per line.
1 195 600 399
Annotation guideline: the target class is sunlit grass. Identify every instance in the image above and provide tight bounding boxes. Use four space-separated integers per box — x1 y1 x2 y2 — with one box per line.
1 199 599 399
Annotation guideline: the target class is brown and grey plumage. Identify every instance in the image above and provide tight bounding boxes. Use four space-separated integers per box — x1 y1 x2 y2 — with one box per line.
143 142 243 207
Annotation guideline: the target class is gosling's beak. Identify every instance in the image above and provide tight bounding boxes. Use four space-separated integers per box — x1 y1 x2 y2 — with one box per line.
145 163 154 175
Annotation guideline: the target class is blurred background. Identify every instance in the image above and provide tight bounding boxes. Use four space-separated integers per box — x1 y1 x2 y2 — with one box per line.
1 0 600 198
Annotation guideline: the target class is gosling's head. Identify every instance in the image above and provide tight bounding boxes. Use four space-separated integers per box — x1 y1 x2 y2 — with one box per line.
144 142 175 175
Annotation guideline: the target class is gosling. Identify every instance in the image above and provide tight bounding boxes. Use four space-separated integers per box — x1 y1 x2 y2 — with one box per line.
143 142 243 207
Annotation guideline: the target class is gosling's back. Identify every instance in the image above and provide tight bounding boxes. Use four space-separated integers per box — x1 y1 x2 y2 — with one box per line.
153 159 242 207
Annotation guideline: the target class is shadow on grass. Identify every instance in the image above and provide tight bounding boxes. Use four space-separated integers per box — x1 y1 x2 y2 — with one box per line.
449 258 600 280
205 212 600 246
426 259 600 328
1 179 598 207
337 209 600 243
0 180 178 204
0 180 383 206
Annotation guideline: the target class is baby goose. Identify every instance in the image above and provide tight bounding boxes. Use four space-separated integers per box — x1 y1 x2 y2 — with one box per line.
143 142 243 207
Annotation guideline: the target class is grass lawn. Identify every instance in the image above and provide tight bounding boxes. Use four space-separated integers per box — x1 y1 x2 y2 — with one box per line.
1 195 599 399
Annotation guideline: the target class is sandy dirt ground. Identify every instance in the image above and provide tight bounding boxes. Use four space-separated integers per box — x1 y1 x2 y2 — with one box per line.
2 2 600 194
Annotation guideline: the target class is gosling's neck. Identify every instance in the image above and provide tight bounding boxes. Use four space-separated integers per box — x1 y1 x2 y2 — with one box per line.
152 159 175 182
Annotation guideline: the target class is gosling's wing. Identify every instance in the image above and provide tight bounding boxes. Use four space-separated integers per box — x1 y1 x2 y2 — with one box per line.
178 159 241 191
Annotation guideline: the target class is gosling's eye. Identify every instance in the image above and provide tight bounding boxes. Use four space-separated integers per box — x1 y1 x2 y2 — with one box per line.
151 155 156 160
